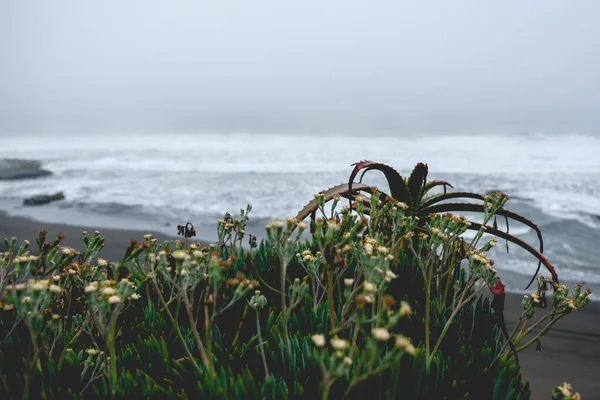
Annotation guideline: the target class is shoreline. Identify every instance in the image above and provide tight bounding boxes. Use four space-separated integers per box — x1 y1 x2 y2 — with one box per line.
1 212 599 398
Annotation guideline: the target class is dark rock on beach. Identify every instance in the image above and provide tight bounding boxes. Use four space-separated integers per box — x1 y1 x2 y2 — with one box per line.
0 159 52 180
23 192 65 206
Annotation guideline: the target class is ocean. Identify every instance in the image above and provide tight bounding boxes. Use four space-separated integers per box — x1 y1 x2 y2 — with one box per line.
1 132 599 297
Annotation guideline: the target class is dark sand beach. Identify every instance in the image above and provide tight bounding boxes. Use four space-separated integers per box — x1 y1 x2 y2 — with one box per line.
1 212 599 399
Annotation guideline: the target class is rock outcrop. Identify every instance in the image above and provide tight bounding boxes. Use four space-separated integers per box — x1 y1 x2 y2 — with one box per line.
23 192 65 206
0 159 52 180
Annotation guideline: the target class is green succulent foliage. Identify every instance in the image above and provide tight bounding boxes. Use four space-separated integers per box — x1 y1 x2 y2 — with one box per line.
0 173 549 400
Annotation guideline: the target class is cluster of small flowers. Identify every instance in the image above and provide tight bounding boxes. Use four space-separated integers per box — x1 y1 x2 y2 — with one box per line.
298 249 316 263
311 331 415 355
468 251 497 274
225 272 259 289
363 237 391 259
444 213 471 226
554 382 580 400
553 283 592 311
5 279 62 294
430 227 449 241
172 250 191 261
86 348 103 356
192 249 205 259
217 219 235 230
95 258 107 267
266 220 285 230
395 201 409 211
12 255 40 264
312 334 352 364
84 278 136 305
60 247 78 256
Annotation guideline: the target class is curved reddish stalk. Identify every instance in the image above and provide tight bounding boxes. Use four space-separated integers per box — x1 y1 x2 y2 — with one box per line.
424 202 545 289
294 183 372 224
467 222 558 285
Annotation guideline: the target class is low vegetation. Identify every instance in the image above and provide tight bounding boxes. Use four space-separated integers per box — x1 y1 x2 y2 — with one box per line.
0 161 590 399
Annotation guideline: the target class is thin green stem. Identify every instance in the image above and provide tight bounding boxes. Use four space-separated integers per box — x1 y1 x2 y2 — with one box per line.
107 315 119 396
203 302 215 375
326 268 337 334
182 290 213 376
515 314 564 352
150 276 205 377
429 287 481 362
255 311 270 380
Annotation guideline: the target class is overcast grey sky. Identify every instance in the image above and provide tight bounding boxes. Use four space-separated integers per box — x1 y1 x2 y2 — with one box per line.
1 1 599 135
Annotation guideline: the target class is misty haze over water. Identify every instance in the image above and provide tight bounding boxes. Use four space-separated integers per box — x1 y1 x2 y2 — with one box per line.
1 0 600 136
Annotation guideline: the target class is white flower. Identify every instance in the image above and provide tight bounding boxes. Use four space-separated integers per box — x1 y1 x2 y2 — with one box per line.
385 269 397 280
22 296 31 304
399 301 413 316
311 334 325 348
102 287 116 296
363 294 375 304
270 220 285 228
330 337 349 351
84 282 99 293
49 284 63 294
193 250 204 258
396 202 408 210
30 282 46 292
61 248 73 255
52 275 61 281
363 281 376 293
130 293 141 300
15 283 26 291
372 328 391 341
86 348 99 355
395 335 416 355
97 258 108 267
143 233 153 240
344 278 355 287
172 250 190 260
343 357 353 366
327 222 340 231
108 295 122 304
180 269 188 276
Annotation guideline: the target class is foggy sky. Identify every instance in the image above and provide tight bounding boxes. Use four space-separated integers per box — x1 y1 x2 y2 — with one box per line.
1 1 599 135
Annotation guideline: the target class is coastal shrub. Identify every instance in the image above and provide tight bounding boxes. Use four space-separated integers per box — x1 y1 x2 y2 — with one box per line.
0 162 592 399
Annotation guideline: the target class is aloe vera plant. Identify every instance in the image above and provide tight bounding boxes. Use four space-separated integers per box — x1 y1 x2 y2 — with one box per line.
293 160 562 365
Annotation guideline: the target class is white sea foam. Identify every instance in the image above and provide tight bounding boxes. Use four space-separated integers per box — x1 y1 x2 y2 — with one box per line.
1 131 599 222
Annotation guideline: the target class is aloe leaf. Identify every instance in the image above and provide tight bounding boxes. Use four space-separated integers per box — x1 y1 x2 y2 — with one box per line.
406 162 428 205
348 160 411 204
422 180 454 197
421 191 485 209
